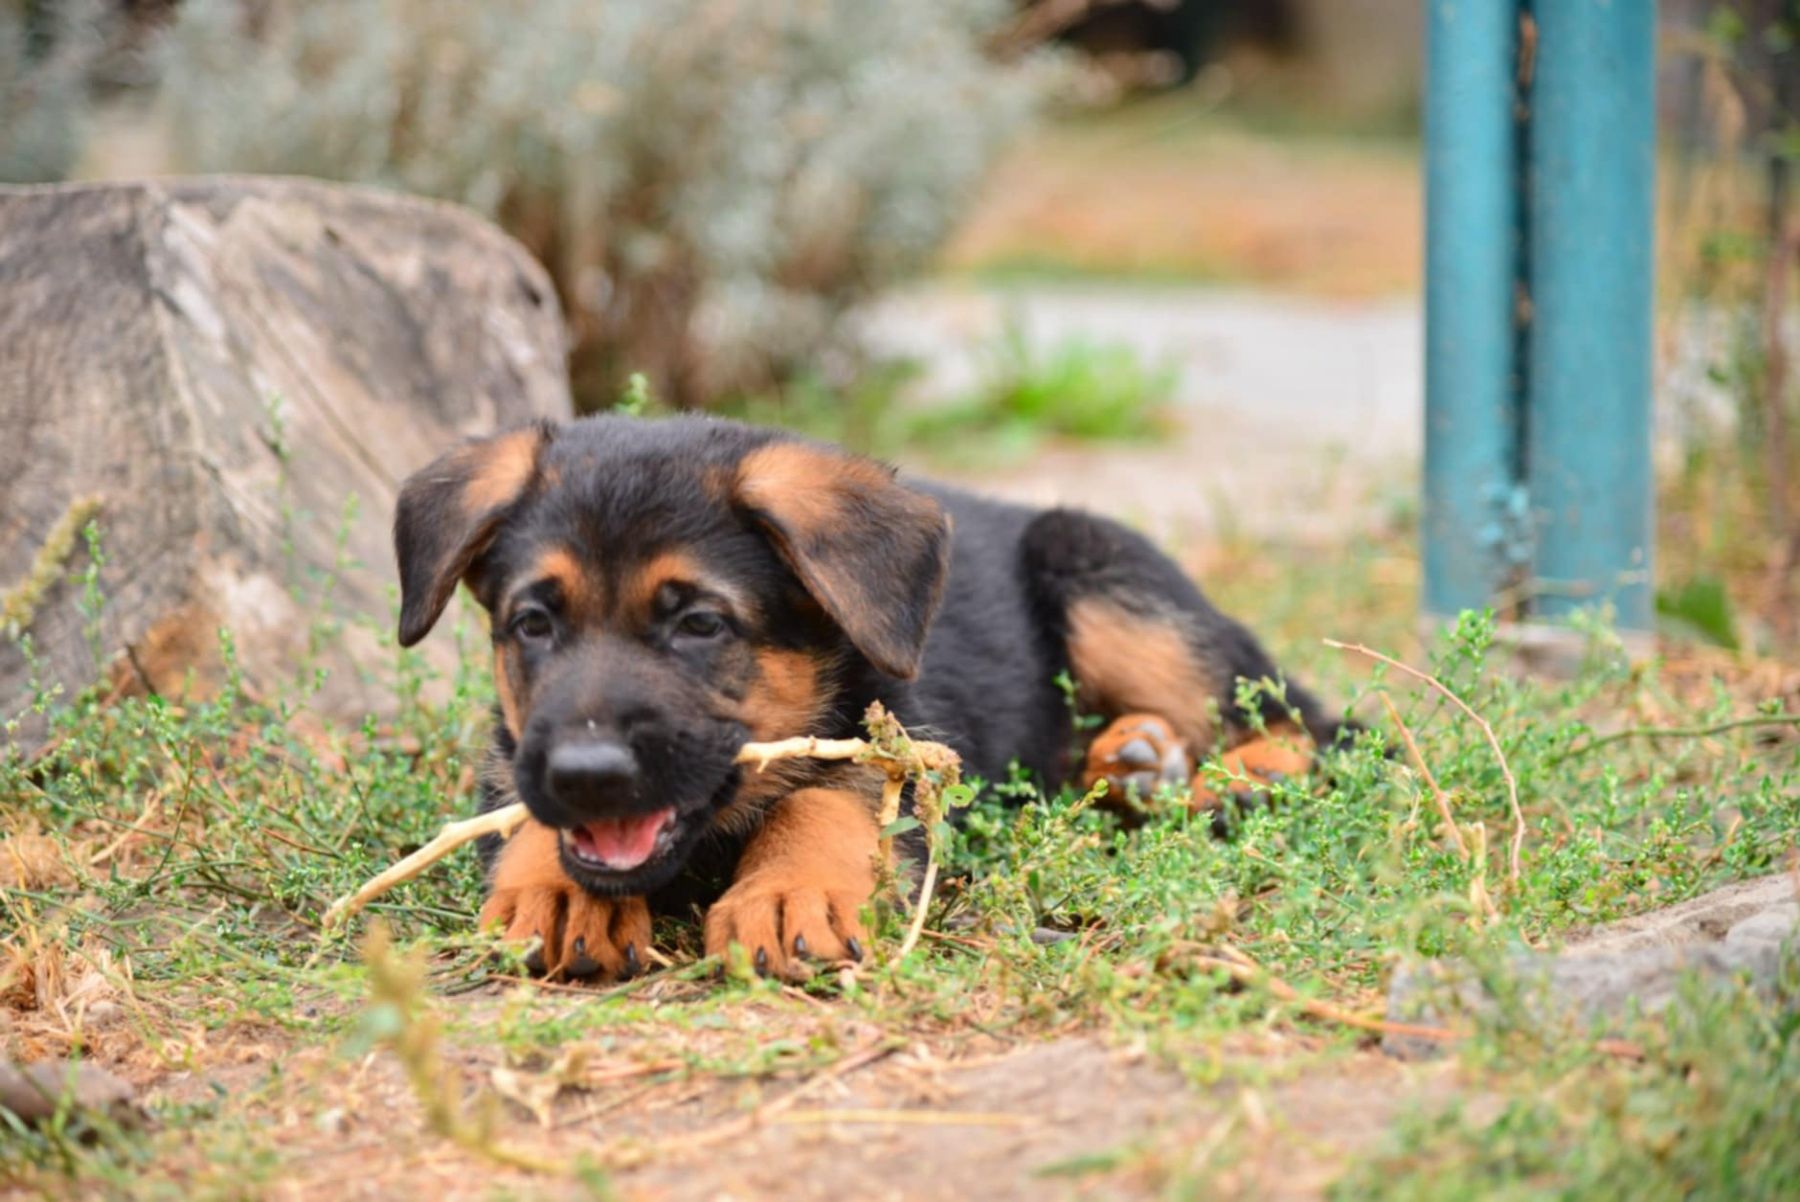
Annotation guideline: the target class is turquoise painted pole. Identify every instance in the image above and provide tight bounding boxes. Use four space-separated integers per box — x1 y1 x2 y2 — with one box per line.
1524 2 1657 628
1423 1 1522 620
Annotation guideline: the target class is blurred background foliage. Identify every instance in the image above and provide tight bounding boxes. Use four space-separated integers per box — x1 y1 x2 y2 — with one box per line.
1 0 1423 413
158 0 1047 411
1658 0 1800 648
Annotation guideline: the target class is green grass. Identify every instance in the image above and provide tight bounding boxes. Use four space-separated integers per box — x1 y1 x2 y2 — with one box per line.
719 327 1175 468
3 525 1798 1197
901 323 1175 466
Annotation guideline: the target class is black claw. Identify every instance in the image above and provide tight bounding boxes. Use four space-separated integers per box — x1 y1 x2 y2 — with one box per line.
793 934 809 959
754 947 770 977
565 936 601 979
522 944 548 976
845 936 864 963
623 943 641 979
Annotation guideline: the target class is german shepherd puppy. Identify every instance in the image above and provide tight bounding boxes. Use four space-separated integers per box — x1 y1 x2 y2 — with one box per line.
394 415 1345 980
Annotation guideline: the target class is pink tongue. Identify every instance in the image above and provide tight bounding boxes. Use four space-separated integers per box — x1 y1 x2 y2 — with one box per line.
571 808 673 871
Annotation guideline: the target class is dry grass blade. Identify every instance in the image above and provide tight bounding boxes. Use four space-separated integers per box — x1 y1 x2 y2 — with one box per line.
1375 690 1469 861
1325 638 1525 884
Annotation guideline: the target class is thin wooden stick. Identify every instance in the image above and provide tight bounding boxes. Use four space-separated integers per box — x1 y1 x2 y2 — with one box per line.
322 804 531 929
1376 690 1469 860
897 854 940 961
1325 639 1525 885
321 720 960 932
740 735 873 772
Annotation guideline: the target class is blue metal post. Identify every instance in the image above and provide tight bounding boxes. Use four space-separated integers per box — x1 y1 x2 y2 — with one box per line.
1423 1 1522 620
1525 3 1657 629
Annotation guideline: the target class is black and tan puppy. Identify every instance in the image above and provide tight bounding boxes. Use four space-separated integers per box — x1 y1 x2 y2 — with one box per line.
394 415 1346 980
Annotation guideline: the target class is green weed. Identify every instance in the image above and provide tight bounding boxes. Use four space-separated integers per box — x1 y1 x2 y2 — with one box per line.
905 322 1175 464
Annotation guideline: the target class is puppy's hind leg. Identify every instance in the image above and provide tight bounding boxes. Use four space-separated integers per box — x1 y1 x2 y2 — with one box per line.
1079 712 1192 817
1024 507 1343 819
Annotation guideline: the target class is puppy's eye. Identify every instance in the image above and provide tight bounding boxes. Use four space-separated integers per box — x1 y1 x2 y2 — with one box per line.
510 608 554 643
675 610 727 639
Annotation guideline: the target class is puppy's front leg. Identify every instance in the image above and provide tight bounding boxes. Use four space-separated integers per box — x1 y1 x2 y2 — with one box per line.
704 788 878 979
480 819 652 981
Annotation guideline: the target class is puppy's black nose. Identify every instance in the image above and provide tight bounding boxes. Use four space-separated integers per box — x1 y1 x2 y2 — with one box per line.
545 739 639 806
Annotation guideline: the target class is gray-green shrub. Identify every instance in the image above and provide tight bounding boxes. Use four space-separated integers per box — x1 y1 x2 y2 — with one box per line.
159 0 1048 408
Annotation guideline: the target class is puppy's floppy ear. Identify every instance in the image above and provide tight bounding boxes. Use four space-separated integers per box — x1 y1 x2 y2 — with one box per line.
394 423 550 646
734 441 950 679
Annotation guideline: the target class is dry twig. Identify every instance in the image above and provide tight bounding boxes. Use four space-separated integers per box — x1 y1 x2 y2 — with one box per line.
322 805 530 929
1375 690 1469 860
1325 639 1525 884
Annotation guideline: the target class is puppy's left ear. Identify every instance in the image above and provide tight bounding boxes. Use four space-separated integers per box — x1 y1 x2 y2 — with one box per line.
394 423 550 646
735 441 950 679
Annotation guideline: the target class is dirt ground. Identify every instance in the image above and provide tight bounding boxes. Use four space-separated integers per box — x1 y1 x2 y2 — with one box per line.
126 992 1460 1202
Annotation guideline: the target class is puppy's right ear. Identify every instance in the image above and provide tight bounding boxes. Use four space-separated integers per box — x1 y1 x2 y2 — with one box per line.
394 424 550 646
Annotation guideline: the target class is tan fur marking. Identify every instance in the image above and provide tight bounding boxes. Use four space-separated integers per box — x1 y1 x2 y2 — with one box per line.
735 443 864 535
531 547 599 617
1067 599 1222 751
1193 724 1316 807
624 549 702 617
742 649 821 742
493 645 524 739
1224 724 1314 776
460 428 542 514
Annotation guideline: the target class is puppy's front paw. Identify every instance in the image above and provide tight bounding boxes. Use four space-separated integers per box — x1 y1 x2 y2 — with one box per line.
703 876 870 981
702 787 878 981
479 820 651 981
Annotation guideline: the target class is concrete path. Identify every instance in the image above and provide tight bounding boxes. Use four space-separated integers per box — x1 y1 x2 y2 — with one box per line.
860 283 1424 546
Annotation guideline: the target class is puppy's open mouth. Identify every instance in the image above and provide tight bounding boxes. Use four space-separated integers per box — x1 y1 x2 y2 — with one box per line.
562 806 679 873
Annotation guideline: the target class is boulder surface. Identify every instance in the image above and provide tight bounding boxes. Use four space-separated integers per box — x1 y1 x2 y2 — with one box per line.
0 177 571 746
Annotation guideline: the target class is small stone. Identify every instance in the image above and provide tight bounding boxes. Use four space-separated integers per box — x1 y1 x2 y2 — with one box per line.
0 1060 142 1130
82 1000 125 1029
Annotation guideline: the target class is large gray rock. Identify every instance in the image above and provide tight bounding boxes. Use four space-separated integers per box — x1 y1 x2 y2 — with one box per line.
1385 873 1799 1058
0 178 571 746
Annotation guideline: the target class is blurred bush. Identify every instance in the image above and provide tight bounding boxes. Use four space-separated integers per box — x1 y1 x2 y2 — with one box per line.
157 0 1048 410
1 0 108 183
1659 1 1799 649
